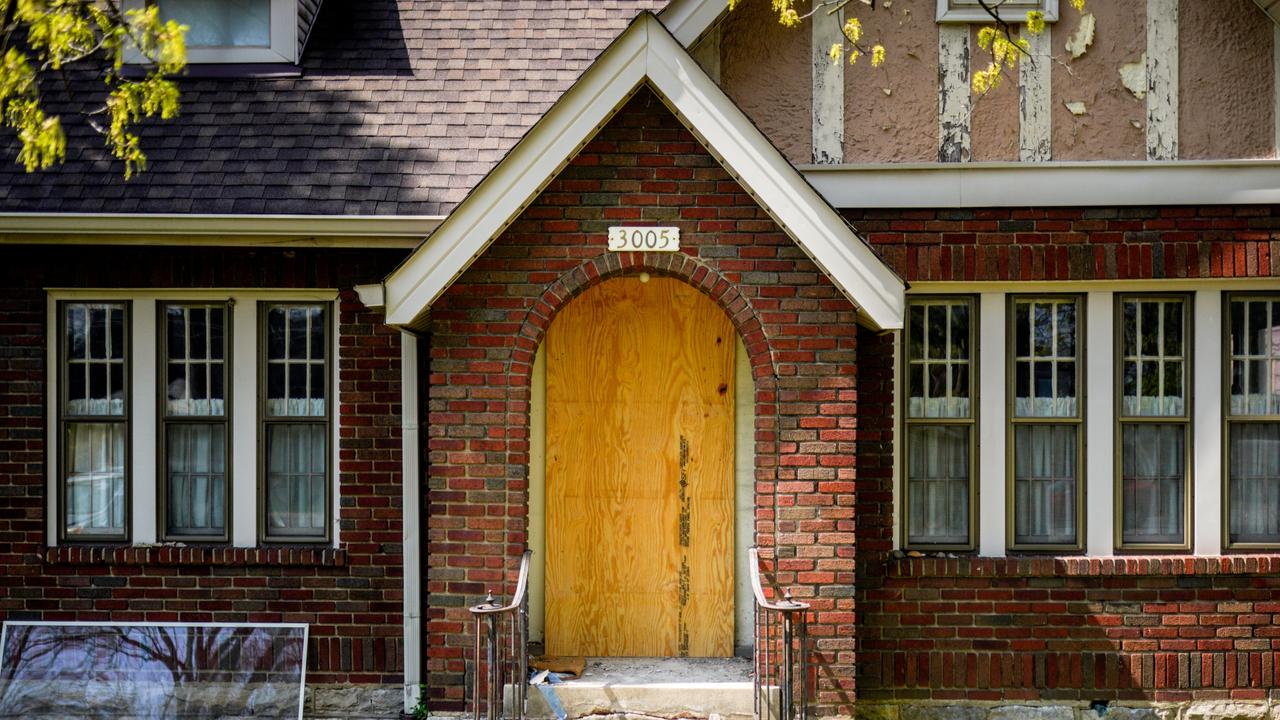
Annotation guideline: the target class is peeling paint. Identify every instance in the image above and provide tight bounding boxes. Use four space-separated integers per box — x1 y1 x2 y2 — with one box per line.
1065 13 1095 59
938 25 970 162
1119 54 1147 99
1019 27 1053 162
811 3 845 163
1065 101 1088 115
1147 0 1179 159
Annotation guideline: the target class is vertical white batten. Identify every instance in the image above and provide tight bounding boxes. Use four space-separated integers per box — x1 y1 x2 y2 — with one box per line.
231 300 259 548
1193 290 1223 555
1019 26 1052 162
938 25 971 163
131 298 158 545
400 331 423 714
891 329 902 551
1084 292 1114 555
1146 0 1178 160
978 293 1006 555
811 3 845 163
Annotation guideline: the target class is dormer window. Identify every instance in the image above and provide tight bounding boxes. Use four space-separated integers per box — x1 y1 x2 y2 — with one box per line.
936 0 1058 23
127 0 301 65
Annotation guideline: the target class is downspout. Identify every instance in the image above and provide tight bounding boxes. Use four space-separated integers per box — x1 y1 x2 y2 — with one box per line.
401 329 423 714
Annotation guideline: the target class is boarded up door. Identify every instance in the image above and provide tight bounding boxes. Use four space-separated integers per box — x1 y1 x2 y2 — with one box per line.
545 276 735 657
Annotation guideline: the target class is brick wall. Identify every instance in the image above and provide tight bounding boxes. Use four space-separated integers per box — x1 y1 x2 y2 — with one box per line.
859 557 1280 703
852 206 1280 282
0 246 407 687
424 86 862 711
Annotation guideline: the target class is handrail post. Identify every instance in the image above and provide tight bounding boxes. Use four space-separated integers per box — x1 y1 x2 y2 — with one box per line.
749 548 810 720
469 551 533 720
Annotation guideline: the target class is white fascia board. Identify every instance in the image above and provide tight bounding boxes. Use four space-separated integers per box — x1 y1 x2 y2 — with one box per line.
385 13 905 330
384 24 648 327
801 159 1280 209
658 0 727 47
645 23 904 329
0 213 443 241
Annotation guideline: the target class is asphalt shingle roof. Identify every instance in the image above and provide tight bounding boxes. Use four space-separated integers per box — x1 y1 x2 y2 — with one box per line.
0 0 667 216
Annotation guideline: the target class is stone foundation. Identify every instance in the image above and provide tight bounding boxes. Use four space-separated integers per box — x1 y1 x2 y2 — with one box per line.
307 684 404 719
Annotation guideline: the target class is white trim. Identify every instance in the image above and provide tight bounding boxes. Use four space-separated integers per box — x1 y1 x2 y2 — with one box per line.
1019 27 1053 162
330 306 341 549
938 25 971 163
132 299 159 545
891 329 902 552
44 289 339 549
977 293 1006 556
800 160 1280 208
400 331 422 714
528 344 547 644
355 284 385 310
936 0 1059 23
383 13 905 330
1192 290 1223 555
1084 291 1113 555
658 0 726 47
45 300 58 546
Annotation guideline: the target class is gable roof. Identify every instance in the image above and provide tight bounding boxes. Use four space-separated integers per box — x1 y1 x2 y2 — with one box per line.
0 0 667 216
382 12 904 331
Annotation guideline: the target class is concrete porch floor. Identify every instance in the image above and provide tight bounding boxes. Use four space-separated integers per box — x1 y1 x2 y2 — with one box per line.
522 657 756 720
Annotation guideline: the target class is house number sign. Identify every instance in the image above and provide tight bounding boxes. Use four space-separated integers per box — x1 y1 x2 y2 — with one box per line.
607 226 680 252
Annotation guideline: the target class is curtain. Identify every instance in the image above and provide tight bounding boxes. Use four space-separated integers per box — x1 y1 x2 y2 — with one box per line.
166 424 226 535
907 425 968 544
65 423 125 535
1229 422 1280 543
1121 424 1184 544
1013 424 1076 545
266 424 326 532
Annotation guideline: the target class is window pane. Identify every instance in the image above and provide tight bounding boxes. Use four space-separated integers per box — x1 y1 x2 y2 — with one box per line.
64 303 127 417
1121 424 1185 545
906 426 969 545
166 424 226 536
158 0 271 47
1229 422 1280 544
906 300 972 419
265 305 327 417
265 424 326 535
1013 424 1077 546
165 304 227 417
1229 298 1280 416
1013 298 1078 418
64 422 126 536
1121 298 1186 417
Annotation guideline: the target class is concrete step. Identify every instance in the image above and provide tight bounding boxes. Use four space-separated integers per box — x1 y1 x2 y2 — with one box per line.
513 657 758 720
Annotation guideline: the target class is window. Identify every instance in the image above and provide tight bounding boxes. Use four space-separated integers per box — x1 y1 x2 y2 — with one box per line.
160 302 230 541
903 297 976 549
1115 295 1191 550
59 302 130 541
1225 295 1280 548
128 0 297 64
1008 296 1083 551
50 292 336 546
261 304 331 542
936 0 1058 23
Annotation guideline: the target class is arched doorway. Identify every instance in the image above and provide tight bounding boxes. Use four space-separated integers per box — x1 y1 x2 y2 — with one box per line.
542 275 738 657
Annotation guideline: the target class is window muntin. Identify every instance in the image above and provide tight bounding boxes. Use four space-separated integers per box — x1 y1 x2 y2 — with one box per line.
903 297 976 548
1226 295 1280 547
60 302 130 541
260 304 330 541
160 303 230 541
1116 296 1191 549
1009 296 1083 550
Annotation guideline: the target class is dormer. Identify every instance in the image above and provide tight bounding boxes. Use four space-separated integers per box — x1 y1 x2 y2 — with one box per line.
125 0 324 67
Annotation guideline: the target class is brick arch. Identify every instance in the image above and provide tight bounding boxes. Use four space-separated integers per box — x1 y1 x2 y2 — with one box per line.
504 249 782 564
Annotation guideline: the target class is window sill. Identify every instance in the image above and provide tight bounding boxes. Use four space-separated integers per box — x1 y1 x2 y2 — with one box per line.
887 554 1280 579
44 545 346 567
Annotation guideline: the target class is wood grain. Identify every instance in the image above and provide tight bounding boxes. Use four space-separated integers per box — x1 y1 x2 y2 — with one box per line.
545 276 735 657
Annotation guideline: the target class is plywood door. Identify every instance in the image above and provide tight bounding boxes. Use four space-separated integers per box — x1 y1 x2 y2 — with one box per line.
544 276 735 658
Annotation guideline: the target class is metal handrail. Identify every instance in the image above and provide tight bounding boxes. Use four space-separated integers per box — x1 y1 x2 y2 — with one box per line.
470 550 532 720
749 547 810 720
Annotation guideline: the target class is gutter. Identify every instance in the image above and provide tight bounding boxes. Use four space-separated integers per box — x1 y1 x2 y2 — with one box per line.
0 213 444 245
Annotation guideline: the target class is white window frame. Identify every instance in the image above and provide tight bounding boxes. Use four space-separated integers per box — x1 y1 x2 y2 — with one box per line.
46 289 339 548
123 0 297 65
902 280 1280 558
936 0 1058 23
